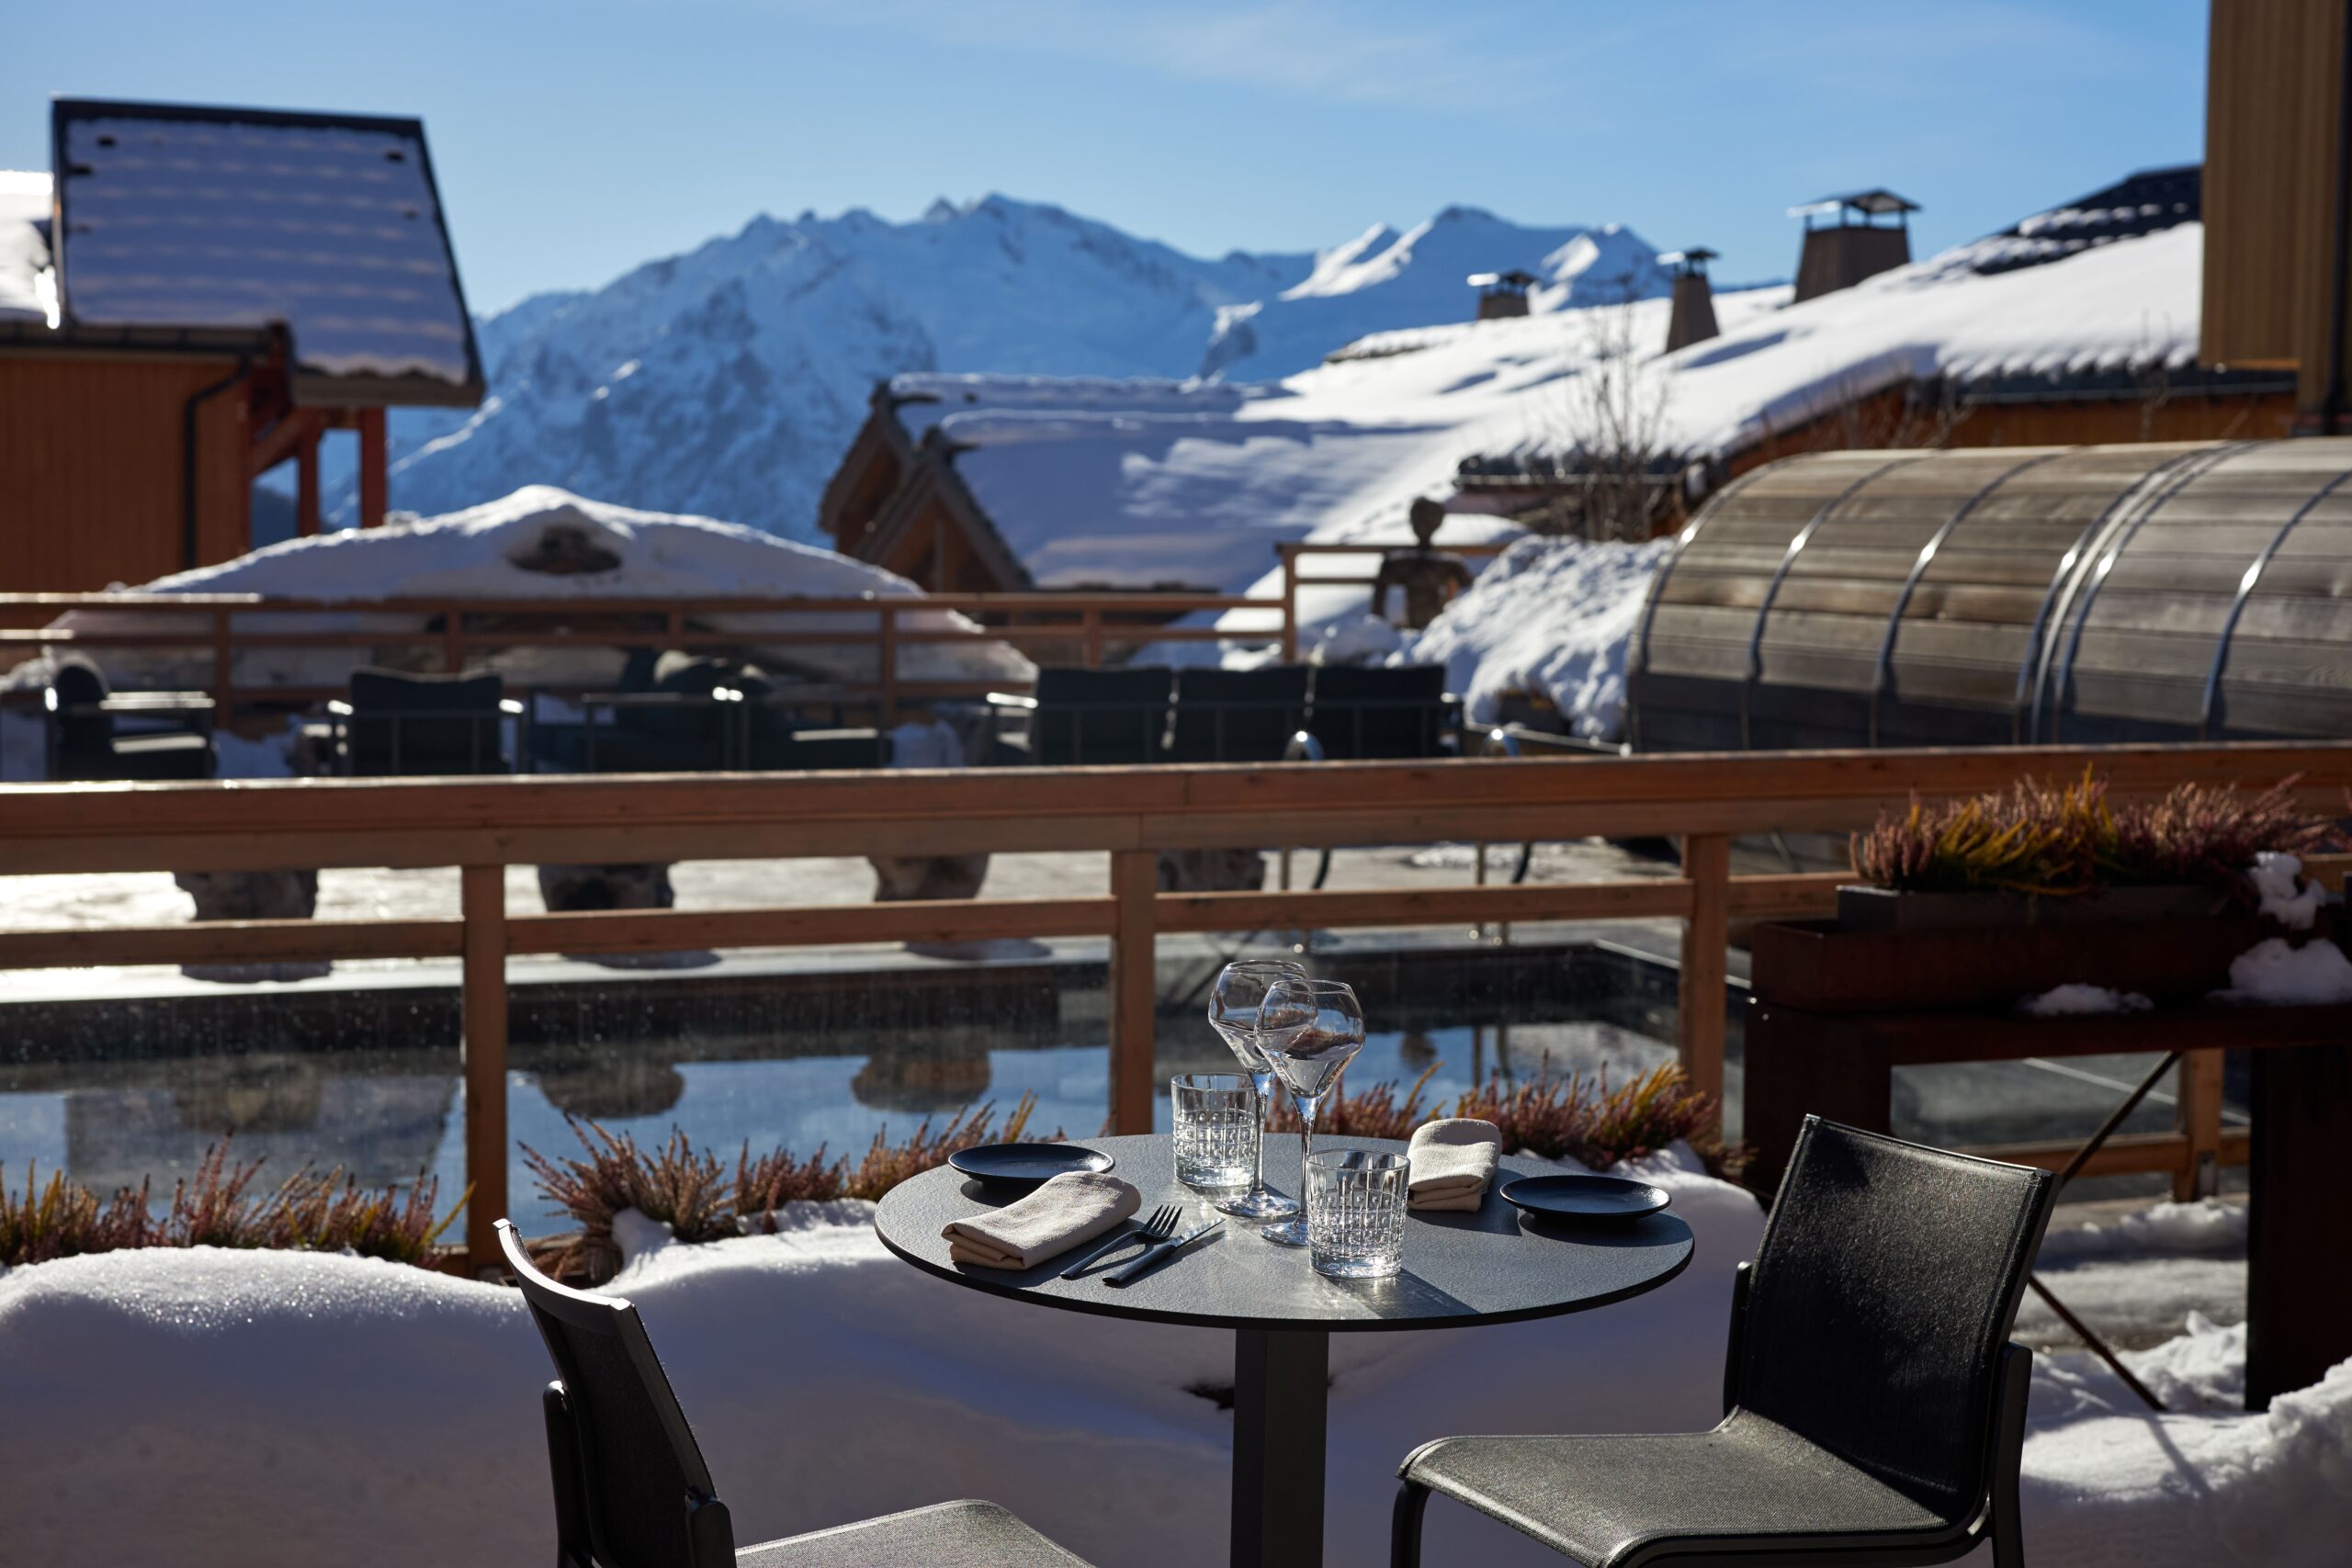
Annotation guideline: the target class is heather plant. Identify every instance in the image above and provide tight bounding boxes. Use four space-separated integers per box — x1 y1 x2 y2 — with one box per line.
1265 1063 1441 1140
1450 1061 1740 1178
526 1094 1050 1272
0 1143 458 1268
1852 770 2344 898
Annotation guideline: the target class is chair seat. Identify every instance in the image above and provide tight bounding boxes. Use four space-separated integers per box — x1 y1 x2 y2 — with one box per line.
1403 1414 1960 1567
738 1499 1091 1568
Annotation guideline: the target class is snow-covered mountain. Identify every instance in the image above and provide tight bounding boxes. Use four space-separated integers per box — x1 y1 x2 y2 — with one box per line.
372 195 1660 542
1199 207 1667 378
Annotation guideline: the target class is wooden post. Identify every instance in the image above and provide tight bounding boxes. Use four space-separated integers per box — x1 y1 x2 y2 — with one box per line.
1279 547 1300 664
877 604 899 726
2177 1047 2224 1201
296 430 321 537
1108 848 1158 1134
356 408 389 528
1081 607 1103 669
1679 833 1730 1113
460 864 509 1269
442 605 464 672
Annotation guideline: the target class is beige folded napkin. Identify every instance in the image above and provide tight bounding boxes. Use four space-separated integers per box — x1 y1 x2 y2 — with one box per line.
941 1170 1143 1269
1408 1119 1502 1211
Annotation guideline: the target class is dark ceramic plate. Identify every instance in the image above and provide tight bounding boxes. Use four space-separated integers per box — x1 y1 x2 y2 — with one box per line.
948 1143 1114 1187
1498 1173 1671 1223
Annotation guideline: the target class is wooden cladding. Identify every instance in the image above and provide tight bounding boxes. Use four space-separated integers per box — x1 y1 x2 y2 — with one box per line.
2201 0 2352 419
0 350 252 590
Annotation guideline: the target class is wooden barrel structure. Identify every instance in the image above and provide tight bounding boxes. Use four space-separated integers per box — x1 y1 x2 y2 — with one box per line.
1629 439 2352 750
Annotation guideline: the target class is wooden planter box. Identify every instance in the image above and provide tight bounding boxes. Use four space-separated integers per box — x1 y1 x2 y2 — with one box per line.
1752 885 2322 1014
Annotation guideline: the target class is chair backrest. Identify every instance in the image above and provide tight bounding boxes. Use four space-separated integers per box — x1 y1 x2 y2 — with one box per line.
46 660 113 754
496 1221 730 1568
1735 1118 2053 1522
346 668 507 774
1168 665 1311 763
1306 663 1449 759
1029 665 1173 764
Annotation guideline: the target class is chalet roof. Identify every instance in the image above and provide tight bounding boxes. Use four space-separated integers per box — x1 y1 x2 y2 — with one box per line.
44 98 484 407
1966 164 2200 276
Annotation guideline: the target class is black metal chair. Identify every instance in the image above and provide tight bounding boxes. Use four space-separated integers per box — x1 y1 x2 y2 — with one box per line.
994 666 1173 765
1166 664 1311 763
43 660 215 781
1392 1118 2054 1568
336 668 518 775
1296 663 1454 761
494 1221 1095 1568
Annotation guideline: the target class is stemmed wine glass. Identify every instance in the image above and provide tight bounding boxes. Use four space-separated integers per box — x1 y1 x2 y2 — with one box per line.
1256 976 1365 1247
1207 958 1307 1219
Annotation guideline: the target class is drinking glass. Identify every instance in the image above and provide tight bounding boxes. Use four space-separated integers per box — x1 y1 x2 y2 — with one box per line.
1258 976 1365 1247
1206 957 1308 1219
1170 1072 1259 1190
1305 1149 1408 1279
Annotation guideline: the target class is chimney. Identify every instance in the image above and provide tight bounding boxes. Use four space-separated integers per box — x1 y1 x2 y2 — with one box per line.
1467 268 1538 320
1660 248 1720 352
1789 190 1918 302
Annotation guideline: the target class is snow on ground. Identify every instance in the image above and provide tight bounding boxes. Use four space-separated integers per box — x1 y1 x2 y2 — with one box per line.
1398 534 1673 735
3 1165 2345 1567
2 486 1032 706
2215 937 2352 1005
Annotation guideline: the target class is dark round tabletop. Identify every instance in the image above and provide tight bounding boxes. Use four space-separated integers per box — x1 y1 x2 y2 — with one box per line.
873 1133 1694 1333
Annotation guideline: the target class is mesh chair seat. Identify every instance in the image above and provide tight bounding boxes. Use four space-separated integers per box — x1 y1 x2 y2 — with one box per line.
1402 1413 1956 1567
736 1499 1091 1568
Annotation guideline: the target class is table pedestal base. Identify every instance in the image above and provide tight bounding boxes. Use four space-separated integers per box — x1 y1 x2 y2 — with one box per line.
1231 1326 1329 1568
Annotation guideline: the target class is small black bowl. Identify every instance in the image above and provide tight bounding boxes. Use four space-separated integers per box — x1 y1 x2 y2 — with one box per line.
947 1143 1114 1188
1498 1173 1671 1223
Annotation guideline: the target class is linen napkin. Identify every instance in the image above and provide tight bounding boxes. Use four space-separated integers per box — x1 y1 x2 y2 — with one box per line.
941 1170 1142 1269
1408 1118 1503 1211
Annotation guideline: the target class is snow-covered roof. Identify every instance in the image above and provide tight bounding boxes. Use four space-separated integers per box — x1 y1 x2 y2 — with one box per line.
13 487 1030 695
1963 164 2199 276
0 170 51 322
50 99 483 404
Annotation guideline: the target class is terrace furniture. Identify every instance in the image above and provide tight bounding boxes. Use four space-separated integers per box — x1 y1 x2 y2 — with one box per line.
493 1220 1097 1568
990 665 1174 765
1391 1118 2052 1568
1291 663 1455 761
1164 665 1311 763
334 668 518 775
1745 988 2352 1408
43 661 214 781
875 1132 1694 1568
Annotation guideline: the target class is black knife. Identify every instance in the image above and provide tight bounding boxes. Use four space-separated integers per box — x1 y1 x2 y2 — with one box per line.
1104 1217 1224 1287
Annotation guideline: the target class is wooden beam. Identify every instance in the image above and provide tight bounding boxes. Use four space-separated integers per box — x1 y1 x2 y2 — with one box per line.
505 897 1114 954
1156 879 1691 933
357 408 388 528
2177 1048 2227 1201
460 865 508 1265
297 426 321 538
1679 833 1730 1110
1109 849 1158 1136
0 918 459 969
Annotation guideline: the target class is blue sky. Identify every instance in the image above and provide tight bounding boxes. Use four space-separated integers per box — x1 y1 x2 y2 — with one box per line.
2 0 2208 315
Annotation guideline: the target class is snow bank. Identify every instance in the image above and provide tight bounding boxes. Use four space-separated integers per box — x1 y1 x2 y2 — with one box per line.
2036 1198 2245 1266
2021 984 2155 1017
2215 937 2352 1006
0 1147 1758 1568
1396 534 1671 737
6 487 1032 701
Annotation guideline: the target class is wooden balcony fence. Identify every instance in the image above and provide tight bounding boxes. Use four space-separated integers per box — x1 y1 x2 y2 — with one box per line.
0 740 2346 1269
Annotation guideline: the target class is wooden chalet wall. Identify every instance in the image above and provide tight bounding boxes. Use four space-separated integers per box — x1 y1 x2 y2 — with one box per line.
1632 439 2352 752
2201 0 2352 425
0 348 252 590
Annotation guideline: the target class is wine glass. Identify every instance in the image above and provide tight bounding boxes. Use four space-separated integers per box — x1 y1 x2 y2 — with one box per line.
1257 977 1365 1247
1207 958 1307 1219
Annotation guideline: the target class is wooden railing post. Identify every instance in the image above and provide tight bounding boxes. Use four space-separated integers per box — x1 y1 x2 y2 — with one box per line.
460 864 509 1269
1279 547 1299 664
1679 834 1730 1116
1081 608 1103 669
442 604 464 672
877 604 899 725
2178 1048 2224 1200
210 606 234 717
1109 848 1158 1134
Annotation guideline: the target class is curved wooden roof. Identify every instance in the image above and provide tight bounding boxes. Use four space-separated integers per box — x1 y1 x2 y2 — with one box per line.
1629 439 2352 750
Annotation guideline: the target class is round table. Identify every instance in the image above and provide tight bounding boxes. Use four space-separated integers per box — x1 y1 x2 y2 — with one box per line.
873 1133 1695 1567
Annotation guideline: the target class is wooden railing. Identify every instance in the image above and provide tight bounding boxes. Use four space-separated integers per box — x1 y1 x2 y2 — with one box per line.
1272 539 1517 662
2 740 2347 1265
0 589 1264 724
